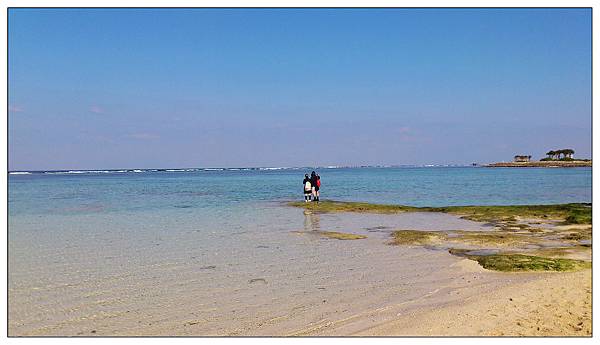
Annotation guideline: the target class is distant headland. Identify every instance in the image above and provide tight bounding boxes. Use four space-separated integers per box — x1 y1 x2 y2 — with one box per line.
486 148 591 167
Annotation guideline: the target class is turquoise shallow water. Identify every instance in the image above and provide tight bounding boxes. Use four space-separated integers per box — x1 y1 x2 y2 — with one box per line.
7 167 592 335
8 166 593 217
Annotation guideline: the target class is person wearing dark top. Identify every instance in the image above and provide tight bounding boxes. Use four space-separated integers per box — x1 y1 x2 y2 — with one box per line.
310 171 318 202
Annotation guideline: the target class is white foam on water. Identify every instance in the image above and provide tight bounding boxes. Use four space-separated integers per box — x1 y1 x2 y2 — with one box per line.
260 167 289 170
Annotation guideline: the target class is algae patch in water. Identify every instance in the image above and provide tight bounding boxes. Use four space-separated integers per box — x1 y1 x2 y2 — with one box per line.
319 231 367 240
288 200 418 214
288 200 591 225
450 231 541 247
431 203 591 225
290 200 592 272
390 225 592 272
560 227 592 241
391 230 447 245
392 230 544 249
292 230 367 240
529 246 591 259
449 251 591 272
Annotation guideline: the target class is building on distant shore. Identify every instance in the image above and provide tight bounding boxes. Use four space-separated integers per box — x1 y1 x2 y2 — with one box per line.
514 155 532 162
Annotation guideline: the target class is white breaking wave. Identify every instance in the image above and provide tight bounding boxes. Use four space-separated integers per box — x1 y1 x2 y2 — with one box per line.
260 167 289 170
11 166 400 176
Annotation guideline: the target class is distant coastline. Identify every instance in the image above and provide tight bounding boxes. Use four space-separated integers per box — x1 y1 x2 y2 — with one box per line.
486 160 592 168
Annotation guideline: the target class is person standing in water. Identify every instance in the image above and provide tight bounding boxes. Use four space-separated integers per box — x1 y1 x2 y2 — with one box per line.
315 174 321 202
310 171 317 202
303 174 312 202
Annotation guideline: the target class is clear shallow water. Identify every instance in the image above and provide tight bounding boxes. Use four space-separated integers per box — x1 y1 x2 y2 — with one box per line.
8 167 592 216
8 167 592 335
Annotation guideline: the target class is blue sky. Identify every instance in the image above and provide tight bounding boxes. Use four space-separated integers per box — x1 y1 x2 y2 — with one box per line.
8 8 591 170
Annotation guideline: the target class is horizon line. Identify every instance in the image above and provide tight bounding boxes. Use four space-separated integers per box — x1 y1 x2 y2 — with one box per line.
8 164 486 173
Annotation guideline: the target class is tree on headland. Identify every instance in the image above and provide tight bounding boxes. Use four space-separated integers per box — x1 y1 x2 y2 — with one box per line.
543 149 575 160
556 150 564 159
563 149 575 159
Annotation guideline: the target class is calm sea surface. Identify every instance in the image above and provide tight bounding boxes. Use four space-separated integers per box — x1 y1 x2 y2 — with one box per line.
8 167 592 335
8 166 592 215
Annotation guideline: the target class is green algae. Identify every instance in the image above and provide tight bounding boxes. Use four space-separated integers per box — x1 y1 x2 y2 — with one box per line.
288 200 418 214
392 229 593 271
319 231 367 240
449 231 538 247
431 204 591 225
461 253 590 272
547 225 593 242
391 228 591 272
290 200 592 272
391 230 447 245
292 230 367 240
288 200 591 225
528 246 590 259
391 229 541 249
561 231 592 241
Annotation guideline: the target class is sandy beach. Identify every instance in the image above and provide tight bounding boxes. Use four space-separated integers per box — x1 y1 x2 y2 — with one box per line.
358 266 591 336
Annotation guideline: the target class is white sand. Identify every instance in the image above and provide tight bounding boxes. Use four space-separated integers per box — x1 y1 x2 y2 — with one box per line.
356 266 591 336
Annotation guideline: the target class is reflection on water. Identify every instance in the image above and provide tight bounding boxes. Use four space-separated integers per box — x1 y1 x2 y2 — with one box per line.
303 210 321 232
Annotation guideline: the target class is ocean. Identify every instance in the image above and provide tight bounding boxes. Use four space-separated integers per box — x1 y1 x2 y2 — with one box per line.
8 166 592 335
